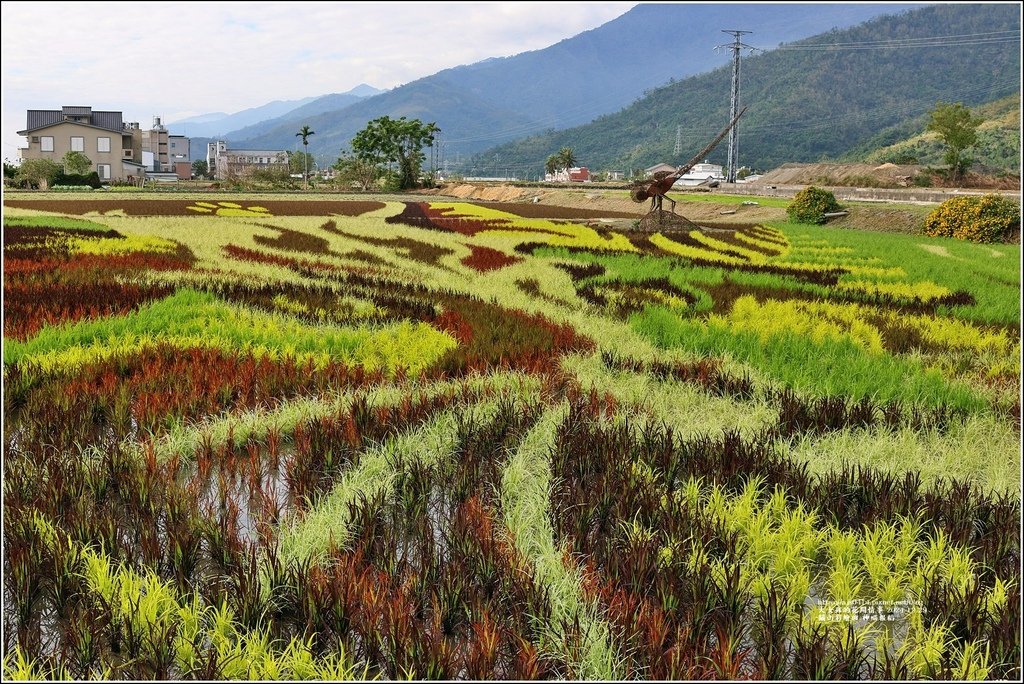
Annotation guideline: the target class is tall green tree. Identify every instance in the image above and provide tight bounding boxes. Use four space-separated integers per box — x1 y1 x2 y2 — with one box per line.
333 151 379 191
191 159 209 179
16 158 60 189
295 125 315 190
351 116 439 190
62 150 92 175
926 101 982 181
288 151 315 176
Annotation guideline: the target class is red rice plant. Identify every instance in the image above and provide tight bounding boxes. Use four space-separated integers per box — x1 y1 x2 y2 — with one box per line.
460 245 522 273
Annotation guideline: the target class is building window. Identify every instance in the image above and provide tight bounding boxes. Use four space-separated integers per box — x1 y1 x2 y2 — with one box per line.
71 136 84 152
97 137 110 153
41 136 54 152
97 164 111 180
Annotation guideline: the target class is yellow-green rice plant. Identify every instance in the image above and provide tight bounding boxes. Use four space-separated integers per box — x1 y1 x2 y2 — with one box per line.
7 289 456 376
982 577 1013 616
898 621 954 677
941 546 977 598
713 296 885 355
71 233 180 256
952 641 992 680
915 529 950 590
905 313 1014 355
1 647 71 681
688 230 769 263
827 559 864 604
173 593 208 673
650 232 749 265
835 278 950 302
734 230 791 255
859 520 901 599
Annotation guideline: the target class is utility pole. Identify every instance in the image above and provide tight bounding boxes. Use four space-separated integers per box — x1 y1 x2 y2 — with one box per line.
716 29 755 183
674 125 682 156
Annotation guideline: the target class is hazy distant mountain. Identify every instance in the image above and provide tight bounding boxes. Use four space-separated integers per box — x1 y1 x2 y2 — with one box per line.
171 97 318 138
173 111 229 125
226 3 912 159
472 3 1020 175
217 85 388 145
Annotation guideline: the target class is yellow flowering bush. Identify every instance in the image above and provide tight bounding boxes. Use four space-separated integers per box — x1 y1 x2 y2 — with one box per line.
923 194 1021 243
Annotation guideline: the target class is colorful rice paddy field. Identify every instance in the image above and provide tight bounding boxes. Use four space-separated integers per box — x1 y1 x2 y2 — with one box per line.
2 193 1020 680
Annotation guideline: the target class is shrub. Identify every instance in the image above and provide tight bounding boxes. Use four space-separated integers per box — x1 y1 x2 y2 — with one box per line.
49 185 94 192
787 186 843 225
52 171 102 189
912 172 933 188
923 194 1021 243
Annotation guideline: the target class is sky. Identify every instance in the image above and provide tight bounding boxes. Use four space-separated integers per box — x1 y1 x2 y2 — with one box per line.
1 1 637 161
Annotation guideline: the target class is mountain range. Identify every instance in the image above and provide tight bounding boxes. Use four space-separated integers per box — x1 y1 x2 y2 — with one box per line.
470 3 1021 176
190 3 914 162
172 84 383 141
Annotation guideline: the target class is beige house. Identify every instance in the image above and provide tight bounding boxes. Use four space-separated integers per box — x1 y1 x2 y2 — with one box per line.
18 107 190 182
18 107 140 181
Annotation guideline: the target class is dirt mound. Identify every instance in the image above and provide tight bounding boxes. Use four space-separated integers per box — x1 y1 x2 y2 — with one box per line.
441 184 531 202
756 163 922 187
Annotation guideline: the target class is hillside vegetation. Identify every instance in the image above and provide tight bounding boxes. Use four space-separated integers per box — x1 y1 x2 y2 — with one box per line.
853 95 1021 172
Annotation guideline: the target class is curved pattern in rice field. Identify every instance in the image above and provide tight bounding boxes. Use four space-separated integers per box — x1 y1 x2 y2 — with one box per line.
3 195 1020 680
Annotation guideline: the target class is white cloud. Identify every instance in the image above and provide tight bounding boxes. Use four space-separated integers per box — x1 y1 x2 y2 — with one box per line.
1 1 635 158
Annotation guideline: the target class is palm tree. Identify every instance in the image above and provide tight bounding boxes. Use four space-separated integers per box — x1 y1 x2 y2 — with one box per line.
544 155 560 178
557 147 577 174
295 125 315 190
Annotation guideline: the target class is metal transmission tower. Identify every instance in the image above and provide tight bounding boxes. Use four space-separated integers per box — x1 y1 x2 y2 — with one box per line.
674 125 682 156
715 30 756 183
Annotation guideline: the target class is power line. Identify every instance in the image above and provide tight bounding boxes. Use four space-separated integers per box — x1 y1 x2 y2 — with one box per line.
761 30 1020 51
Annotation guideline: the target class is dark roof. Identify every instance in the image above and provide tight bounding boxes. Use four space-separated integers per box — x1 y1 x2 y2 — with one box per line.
19 107 125 135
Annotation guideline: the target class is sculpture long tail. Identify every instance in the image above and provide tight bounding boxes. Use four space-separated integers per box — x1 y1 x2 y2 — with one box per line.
673 106 747 179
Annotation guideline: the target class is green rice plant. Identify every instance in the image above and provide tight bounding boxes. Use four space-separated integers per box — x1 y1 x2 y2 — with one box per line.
2 214 114 232
769 221 1020 325
500 403 622 681
632 305 987 412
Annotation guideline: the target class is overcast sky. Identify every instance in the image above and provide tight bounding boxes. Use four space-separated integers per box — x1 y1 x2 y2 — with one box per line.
1 1 637 160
